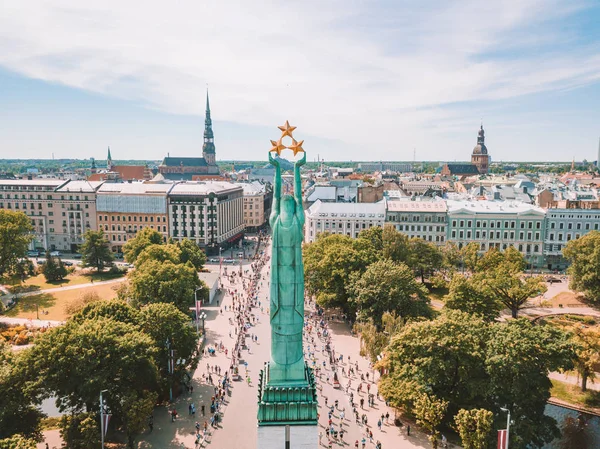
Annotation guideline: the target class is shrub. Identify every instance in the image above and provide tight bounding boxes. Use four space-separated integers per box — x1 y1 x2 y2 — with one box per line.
64 292 102 315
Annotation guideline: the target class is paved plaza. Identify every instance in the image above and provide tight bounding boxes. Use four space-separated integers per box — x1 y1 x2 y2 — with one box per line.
137 238 431 449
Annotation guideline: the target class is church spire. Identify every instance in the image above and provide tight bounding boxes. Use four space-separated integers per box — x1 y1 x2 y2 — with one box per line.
477 124 485 145
107 146 113 170
202 90 216 165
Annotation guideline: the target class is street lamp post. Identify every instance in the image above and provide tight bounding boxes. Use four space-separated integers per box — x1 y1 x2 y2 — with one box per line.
500 407 511 449
194 287 203 337
199 312 207 335
99 389 108 449
165 339 173 402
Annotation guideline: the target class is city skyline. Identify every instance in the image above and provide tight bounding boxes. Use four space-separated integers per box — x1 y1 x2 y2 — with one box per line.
1 1 600 162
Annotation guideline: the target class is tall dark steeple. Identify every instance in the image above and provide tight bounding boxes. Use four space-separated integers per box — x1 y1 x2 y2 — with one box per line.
107 146 113 170
202 91 216 166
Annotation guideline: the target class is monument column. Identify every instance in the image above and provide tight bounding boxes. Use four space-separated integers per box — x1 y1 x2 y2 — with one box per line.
257 122 318 449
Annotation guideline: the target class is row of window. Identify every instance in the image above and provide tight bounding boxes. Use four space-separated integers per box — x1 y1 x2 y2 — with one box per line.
456 241 541 254
0 194 90 201
99 215 166 223
100 224 167 233
395 225 445 233
451 230 541 241
388 215 446 223
548 222 598 231
451 219 542 229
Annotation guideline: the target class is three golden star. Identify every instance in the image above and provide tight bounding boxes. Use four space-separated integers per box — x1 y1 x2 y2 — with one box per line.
269 121 306 155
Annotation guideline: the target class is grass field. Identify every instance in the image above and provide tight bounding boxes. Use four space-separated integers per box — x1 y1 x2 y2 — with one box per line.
3 270 125 292
551 379 600 410
5 283 119 321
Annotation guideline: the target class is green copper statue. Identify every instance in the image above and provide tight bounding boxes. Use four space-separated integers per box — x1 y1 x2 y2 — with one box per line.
267 150 306 382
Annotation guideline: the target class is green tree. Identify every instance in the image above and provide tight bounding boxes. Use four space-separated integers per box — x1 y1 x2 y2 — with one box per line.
485 319 576 448
80 229 113 272
0 343 43 441
379 312 575 449
21 318 158 415
0 435 37 449
569 326 600 392
303 233 377 312
477 264 547 318
72 299 141 326
408 238 443 283
357 226 383 253
0 210 33 276
382 225 411 264
563 231 600 302
135 243 181 268
355 312 405 362
460 242 480 273
123 228 163 264
350 259 430 326
178 238 207 271
444 274 502 321
58 412 99 449
128 260 200 312
121 391 158 449
454 408 494 449
139 302 199 388
41 251 67 282
413 392 448 448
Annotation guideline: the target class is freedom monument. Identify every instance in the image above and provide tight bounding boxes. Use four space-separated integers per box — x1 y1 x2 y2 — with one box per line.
257 122 318 448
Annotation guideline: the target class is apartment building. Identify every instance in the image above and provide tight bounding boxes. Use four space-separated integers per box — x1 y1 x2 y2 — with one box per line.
235 182 267 231
385 200 447 244
96 183 172 253
54 181 104 251
168 182 244 250
446 200 546 267
304 200 386 243
0 179 68 251
544 208 600 270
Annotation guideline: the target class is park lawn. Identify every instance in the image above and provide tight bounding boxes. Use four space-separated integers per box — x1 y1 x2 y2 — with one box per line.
5 283 119 321
548 291 585 307
5 270 125 292
551 379 600 411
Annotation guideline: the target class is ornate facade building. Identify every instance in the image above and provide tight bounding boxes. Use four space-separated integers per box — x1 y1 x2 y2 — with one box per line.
157 93 220 180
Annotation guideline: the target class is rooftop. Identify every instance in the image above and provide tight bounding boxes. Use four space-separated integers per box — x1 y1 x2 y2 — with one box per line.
97 182 173 195
169 181 242 195
0 179 68 187
56 180 105 193
306 199 386 217
387 200 447 212
446 199 545 215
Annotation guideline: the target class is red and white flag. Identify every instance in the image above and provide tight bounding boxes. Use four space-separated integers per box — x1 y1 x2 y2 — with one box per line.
497 429 507 449
102 413 111 437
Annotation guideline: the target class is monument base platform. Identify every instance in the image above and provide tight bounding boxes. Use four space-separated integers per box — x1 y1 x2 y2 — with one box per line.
257 361 318 426
257 424 318 449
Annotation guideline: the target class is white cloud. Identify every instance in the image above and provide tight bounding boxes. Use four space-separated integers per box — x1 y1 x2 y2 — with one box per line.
0 0 599 160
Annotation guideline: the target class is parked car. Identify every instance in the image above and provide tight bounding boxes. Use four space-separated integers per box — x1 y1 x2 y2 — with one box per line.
209 258 219 263
50 251 62 257
546 277 562 284
223 258 235 264
63 261 74 267
237 252 244 258
27 250 40 257
73 253 82 259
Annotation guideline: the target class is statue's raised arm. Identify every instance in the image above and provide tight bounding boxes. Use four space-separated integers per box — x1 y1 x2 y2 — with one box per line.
294 151 306 227
268 152 281 227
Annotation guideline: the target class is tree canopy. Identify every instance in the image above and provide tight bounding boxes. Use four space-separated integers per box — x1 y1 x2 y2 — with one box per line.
0 210 33 276
123 228 163 264
350 259 430 326
79 229 113 272
444 273 503 321
128 259 201 312
563 231 600 302
379 310 575 449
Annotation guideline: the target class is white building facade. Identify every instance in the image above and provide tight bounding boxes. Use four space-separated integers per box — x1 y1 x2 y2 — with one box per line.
304 200 386 243
446 200 546 267
385 200 447 243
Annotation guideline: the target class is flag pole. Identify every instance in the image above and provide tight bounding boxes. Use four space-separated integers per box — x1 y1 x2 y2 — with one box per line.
100 389 108 449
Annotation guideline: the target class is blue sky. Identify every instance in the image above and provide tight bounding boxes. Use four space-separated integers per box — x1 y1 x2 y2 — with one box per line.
0 0 599 162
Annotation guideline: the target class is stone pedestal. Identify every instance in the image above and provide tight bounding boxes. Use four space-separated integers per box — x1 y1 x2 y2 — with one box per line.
257 424 318 449
257 361 319 448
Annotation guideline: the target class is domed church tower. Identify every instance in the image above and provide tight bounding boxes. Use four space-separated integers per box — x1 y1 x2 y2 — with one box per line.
471 125 490 174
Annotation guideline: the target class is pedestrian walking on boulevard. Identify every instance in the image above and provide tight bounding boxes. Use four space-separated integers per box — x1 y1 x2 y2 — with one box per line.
406 424 411 436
